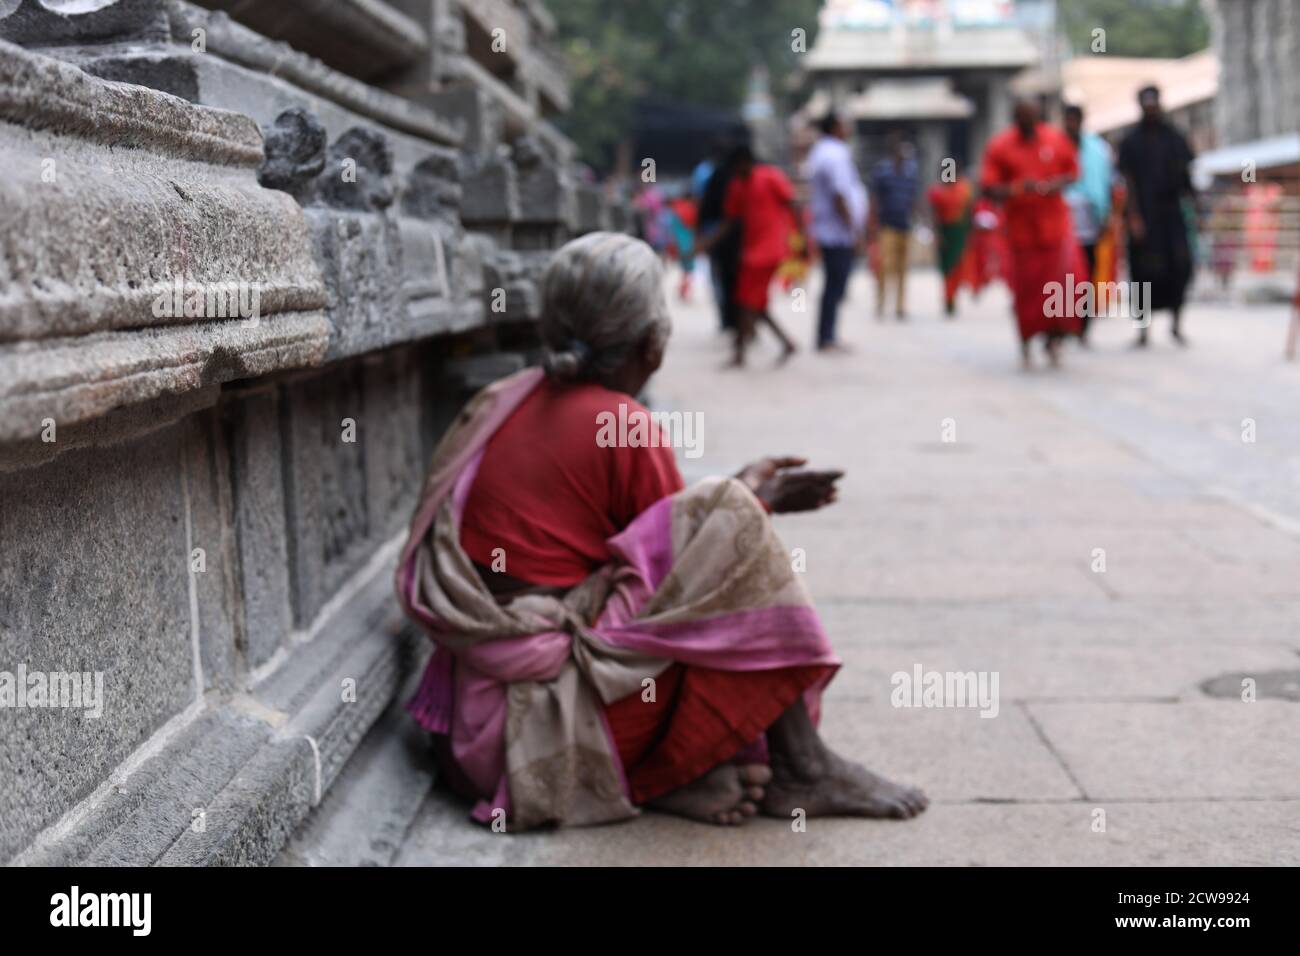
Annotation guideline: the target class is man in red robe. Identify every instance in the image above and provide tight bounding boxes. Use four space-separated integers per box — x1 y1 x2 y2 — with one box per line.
980 99 1081 369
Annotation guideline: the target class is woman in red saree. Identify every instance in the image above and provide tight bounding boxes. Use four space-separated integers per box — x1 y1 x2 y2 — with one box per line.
396 232 928 829
927 175 976 317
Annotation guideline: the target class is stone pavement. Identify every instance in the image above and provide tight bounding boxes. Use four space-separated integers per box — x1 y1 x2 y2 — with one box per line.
282 268 1300 866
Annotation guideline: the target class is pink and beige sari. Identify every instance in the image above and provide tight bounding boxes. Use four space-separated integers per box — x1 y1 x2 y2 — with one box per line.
395 367 839 829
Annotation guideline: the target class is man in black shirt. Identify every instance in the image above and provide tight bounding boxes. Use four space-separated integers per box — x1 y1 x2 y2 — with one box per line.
1118 86 1196 346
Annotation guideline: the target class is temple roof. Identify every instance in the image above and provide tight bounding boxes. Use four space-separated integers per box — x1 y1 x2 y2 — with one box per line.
806 12 1040 72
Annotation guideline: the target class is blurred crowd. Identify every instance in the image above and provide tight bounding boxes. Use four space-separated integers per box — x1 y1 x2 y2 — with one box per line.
623 83 1300 370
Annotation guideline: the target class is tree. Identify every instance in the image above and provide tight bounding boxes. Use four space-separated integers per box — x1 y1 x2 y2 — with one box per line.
1058 0 1209 59
550 0 821 171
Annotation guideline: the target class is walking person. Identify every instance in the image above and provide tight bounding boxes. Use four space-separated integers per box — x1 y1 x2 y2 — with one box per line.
1062 104 1113 345
868 131 919 320
980 98 1081 369
926 171 976 317
806 112 867 352
633 182 667 254
695 138 740 333
1118 86 1196 347
666 190 698 301
701 144 800 367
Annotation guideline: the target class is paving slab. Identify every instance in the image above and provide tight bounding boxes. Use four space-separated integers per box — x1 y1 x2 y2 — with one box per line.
1026 701 1300 801
396 793 1300 866
820 630 1300 703
816 698 1082 802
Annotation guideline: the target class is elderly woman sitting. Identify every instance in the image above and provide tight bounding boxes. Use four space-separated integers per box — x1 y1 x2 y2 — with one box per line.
396 232 927 829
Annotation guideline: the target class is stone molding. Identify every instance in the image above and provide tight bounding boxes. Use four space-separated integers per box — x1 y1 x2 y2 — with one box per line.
0 39 330 447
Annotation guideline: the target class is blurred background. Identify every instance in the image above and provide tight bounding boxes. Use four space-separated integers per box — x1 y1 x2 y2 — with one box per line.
554 0 1297 302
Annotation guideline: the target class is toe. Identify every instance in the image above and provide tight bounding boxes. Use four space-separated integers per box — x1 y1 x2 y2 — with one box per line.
738 801 758 817
880 796 912 819
745 785 766 801
738 763 773 786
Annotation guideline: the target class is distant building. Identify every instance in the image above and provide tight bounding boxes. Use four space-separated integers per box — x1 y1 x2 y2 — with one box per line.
795 0 1042 178
1045 51 1220 153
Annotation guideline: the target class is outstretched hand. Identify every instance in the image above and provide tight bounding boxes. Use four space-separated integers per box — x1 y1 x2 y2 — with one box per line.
736 456 844 514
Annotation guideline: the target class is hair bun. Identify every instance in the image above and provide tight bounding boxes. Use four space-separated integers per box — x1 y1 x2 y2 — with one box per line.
543 337 593 381
543 349 583 381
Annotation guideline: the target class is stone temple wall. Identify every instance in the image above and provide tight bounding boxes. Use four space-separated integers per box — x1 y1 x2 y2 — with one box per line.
1203 0 1300 148
0 0 623 864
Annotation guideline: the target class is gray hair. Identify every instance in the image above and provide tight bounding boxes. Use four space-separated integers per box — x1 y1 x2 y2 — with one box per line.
539 232 671 383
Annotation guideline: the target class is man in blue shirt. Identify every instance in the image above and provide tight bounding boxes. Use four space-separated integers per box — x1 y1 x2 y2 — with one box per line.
869 132 919 320
1063 104 1113 346
807 112 868 352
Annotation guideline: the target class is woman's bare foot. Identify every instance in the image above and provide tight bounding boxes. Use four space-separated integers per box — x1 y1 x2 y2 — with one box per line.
763 697 928 820
648 763 771 826
762 749 928 819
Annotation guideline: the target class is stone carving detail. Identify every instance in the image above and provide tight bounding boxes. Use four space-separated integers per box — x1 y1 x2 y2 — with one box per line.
484 248 546 323
258 107 327 202
317 126 395 211
281 364 373 627
511 133 547 169
0 41 329 442
458 148 519 226
512 133 576 231
423 85 502 152
401 152 462 221
261 113 395 213
0 0 170 46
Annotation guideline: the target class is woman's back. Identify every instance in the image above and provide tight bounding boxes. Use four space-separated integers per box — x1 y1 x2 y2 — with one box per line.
459 379 683 588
